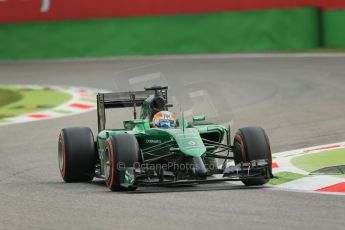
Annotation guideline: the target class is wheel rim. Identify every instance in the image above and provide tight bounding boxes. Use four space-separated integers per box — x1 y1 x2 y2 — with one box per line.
104 147 111 182
58 138 64 173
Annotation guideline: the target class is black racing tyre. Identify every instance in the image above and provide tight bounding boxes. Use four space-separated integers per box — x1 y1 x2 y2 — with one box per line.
58 127 96 182
104 134 140 191
233 127 272 186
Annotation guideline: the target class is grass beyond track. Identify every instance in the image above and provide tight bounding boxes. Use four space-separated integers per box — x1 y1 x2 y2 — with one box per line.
0 86 71 121
0 88 23 107
291 148 345 172
268 172 308 185
269 148 345 186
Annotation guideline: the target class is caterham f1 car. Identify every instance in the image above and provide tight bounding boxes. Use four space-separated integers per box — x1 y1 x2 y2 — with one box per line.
58 86 273 191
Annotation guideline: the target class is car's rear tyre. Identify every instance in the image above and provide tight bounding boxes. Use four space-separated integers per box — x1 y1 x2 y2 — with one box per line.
233 127 272 186
58 127 96 182
104 134 140 191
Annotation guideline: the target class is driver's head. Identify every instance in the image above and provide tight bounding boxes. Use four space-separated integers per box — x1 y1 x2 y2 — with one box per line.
153 111 176 128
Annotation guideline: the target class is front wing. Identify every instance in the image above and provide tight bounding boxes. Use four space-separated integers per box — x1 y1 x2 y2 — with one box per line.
119 159 273 188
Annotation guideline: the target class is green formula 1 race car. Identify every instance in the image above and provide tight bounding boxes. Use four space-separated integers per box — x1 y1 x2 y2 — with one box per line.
58 86 273 191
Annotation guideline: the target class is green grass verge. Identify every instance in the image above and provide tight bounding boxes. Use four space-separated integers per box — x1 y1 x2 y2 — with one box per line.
0 86 72 121
268 172 308 186
291 148 345 172
0 88 23 108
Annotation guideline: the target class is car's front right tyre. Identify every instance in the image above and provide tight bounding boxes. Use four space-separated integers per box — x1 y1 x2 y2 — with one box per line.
104 134 140 191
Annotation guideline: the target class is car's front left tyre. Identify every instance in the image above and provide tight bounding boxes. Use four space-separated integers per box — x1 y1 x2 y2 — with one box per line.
233 126 272 186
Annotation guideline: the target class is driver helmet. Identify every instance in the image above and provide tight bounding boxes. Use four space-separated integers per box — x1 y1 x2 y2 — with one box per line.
153 111 176 128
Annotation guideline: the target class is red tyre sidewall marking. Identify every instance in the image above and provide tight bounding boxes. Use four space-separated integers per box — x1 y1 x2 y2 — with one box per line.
59 133 67 178
263 130 273 165
234 134 247 162
106 139 115 189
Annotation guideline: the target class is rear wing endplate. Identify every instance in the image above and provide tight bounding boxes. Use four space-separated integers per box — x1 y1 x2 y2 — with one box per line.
97 86 169 132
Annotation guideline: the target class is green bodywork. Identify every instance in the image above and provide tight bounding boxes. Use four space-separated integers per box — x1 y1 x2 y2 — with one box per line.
97 119 226 176
97 120 227 178
97 120 226 155
96 88 227 178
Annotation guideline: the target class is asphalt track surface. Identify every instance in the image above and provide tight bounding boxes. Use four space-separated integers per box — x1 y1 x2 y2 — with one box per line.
1 54 345 230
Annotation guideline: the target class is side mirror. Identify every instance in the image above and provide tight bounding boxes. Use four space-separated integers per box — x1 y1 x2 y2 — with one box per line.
193 115 206 122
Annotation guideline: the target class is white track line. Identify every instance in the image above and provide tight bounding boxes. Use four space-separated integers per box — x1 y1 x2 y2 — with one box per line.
276 176 345 191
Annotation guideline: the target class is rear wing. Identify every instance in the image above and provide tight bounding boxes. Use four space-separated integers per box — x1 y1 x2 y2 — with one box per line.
97 86 169 132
